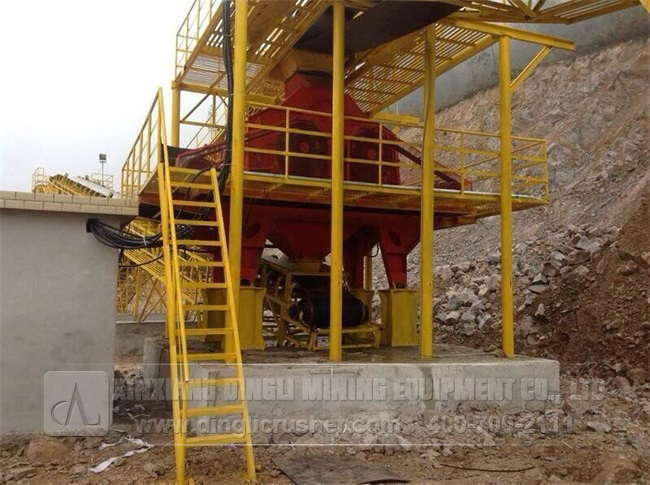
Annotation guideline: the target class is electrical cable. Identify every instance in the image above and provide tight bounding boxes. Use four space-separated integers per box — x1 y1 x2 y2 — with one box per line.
87 219 192 250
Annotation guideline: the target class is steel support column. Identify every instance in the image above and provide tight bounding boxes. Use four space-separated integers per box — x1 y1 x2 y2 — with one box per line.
499 36 514 357
419 26 436 359
229 0 248 309
171 83 181 147
329 0 345 362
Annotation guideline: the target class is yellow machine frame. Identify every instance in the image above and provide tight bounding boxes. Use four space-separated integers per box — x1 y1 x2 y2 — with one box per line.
122 1 642 362
112 1 644 482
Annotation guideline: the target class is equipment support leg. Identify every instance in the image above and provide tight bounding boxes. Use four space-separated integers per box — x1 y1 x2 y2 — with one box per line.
329 0 345 362
419 26 436 359
499 36 515 357
171 83 180 146
229 0 248 310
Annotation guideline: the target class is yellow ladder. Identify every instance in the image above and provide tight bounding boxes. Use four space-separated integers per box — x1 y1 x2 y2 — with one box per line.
157 161 256 484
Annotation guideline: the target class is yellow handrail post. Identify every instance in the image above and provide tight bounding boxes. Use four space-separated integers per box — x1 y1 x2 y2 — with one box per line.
499 36 515 358
171 82 181 146
419 26 436 359
329 0 345 362
229 0 248 313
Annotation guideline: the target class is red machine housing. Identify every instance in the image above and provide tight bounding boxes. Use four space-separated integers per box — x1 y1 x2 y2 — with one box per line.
174 73 463 289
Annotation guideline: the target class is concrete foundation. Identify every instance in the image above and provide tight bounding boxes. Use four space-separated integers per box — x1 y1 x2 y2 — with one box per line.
0 192 137 434
143 343 560 438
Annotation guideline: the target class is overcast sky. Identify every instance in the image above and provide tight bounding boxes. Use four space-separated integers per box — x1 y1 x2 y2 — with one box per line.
0 0 193 191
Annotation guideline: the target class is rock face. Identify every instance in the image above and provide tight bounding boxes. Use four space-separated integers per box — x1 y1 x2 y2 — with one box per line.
421 221 622 342
367 36 649 378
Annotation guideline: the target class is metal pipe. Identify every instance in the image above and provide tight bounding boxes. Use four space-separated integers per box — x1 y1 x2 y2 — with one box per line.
329 0 345 362
171 83 181 146
499 36 514 357
229 0 248 309
419 26 436 359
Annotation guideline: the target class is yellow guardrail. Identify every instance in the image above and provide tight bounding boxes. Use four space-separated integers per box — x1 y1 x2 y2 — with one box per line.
121 90 165 198
233 101 549 200
175 0 222 78
184 93 228 149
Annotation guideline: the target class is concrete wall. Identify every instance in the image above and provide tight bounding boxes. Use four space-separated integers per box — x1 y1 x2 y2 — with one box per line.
0 208 120 434
394 5 649 115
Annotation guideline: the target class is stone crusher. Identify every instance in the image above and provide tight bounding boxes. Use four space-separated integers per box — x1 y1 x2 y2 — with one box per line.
120 0 645 482
169 69 470 349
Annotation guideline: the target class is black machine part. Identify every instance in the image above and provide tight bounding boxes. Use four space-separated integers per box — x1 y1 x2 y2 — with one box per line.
295 1 459 56
288 275 369 329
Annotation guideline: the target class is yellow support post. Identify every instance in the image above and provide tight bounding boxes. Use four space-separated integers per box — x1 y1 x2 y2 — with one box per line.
329 0 345 362
499 36 515 358
171 83 181 146
229 0 248 310
363 254 373 291
419 26 436 359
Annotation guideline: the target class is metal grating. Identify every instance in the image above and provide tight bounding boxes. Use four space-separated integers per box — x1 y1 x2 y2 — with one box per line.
174 0 640 110
176 0 327 98
345 23 496 113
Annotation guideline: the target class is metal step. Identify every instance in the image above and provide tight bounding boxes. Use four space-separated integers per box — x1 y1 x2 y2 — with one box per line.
174 219 219 227
185 433 247 446
186 404 243 417
186 352 237 361
177 239 223 247
169 181 213 190
184 327 232 337
186 377 239 388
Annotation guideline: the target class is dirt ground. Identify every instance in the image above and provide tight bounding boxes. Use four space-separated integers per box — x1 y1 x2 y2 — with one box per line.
2 371 648 484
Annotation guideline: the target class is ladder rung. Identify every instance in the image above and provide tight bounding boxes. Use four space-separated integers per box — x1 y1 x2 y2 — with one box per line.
186 404 244 417
186 377 240 388
182 282 227 289
172 199 216 208
178 261 224 267
175 219 219 227
169 166 208 175
186 352 237 361
170 181 213 190
186 304 229 312
184 327 232 337
177 239 223 247
185 433 246 446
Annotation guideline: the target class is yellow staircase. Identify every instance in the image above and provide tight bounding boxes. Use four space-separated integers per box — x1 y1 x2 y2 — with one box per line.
157 160 256 483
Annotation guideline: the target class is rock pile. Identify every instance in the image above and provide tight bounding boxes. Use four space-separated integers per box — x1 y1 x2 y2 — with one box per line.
432 223 620 340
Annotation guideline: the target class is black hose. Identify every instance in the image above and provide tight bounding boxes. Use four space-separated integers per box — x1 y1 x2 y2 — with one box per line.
87 218 192 250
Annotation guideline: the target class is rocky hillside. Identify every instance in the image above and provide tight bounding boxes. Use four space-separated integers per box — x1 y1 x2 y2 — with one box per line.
372 35 649 378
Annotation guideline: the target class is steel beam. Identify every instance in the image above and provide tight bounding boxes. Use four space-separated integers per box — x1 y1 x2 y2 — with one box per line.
171 83 181 147
498 36 515 358
419 26 436 359
229 0 248 311
441 18 575 50
329 0 345 362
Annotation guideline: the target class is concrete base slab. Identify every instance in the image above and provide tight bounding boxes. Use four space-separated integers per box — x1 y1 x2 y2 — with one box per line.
143 344 560 437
